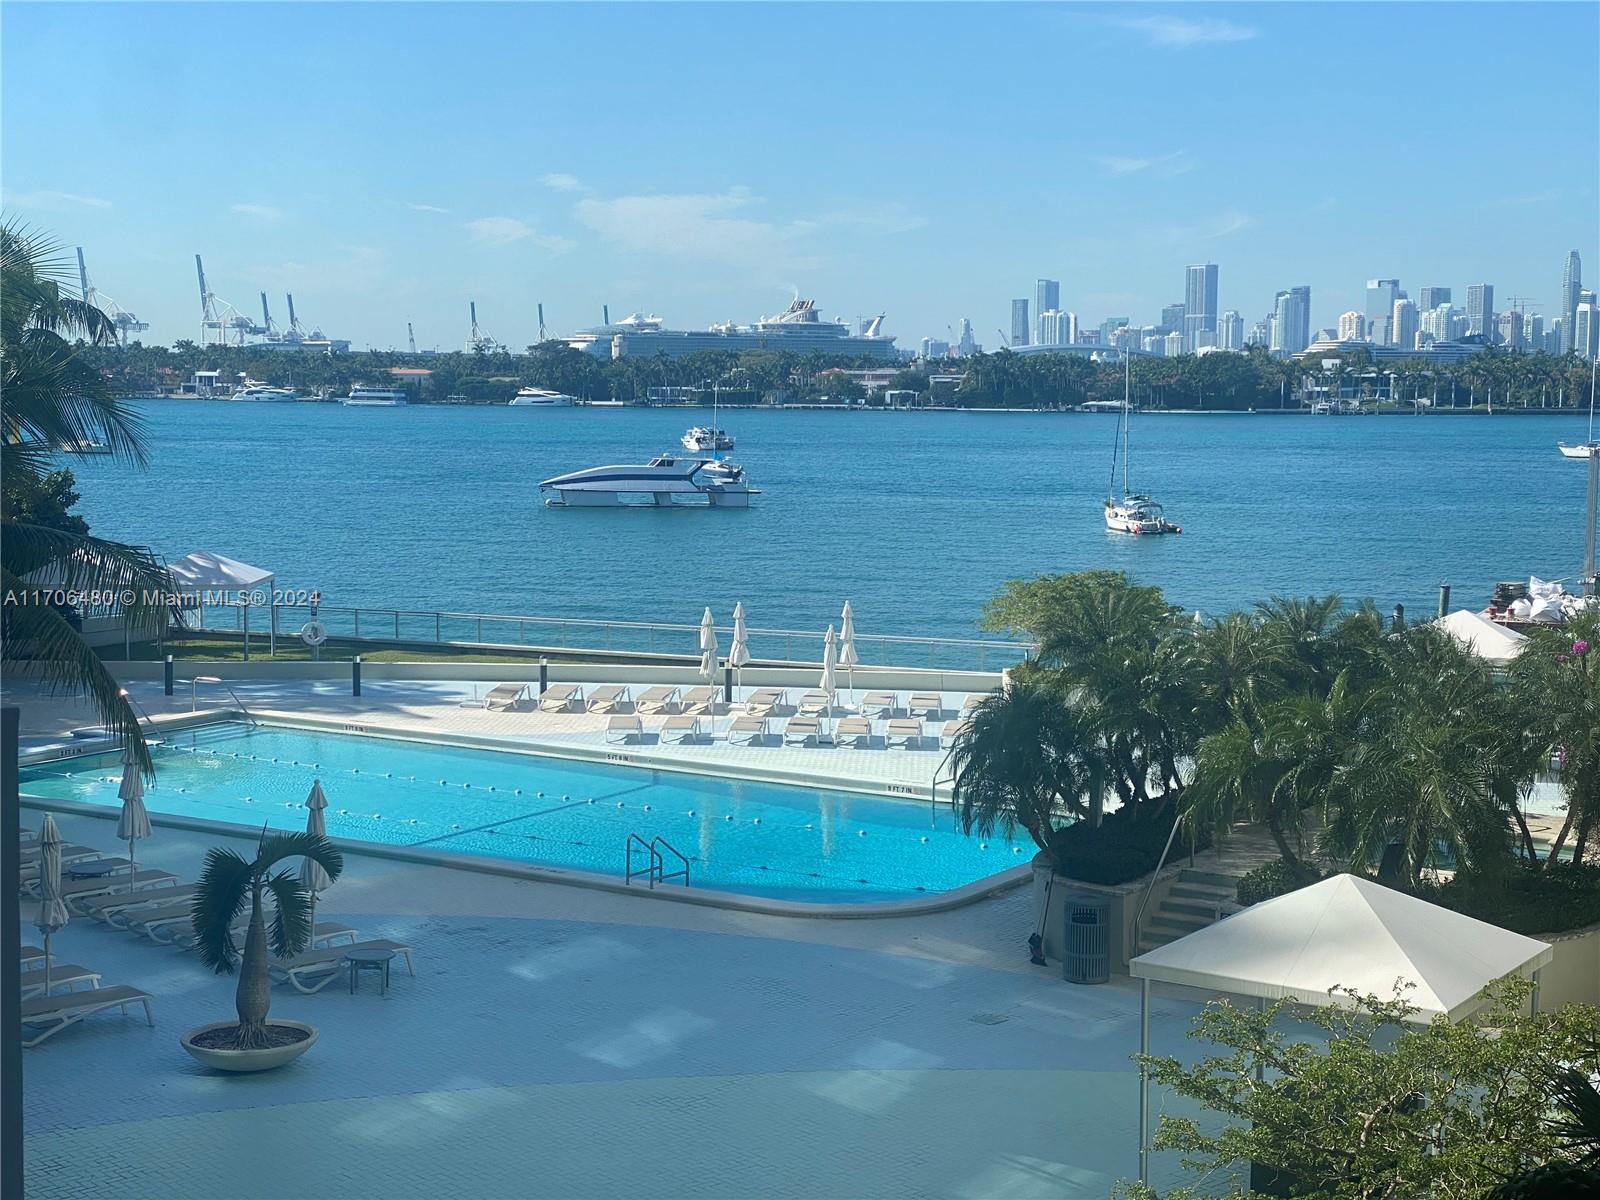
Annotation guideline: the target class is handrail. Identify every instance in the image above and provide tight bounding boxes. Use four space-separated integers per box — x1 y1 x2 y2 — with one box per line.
1132 811 1188 954
650 836 690 887
930 744 960 829
624 833 660 887
191 675 259 727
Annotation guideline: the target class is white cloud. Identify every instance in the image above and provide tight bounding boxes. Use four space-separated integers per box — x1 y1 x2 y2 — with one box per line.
1202 210 1253 239
231 203 284 222
541 173 582 192
407 202 450 214
464 216 574 252
6 190 112 210
1095 150 1195 178
1109 15 1259 48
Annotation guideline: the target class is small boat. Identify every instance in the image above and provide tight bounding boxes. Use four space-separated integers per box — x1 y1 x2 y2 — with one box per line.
1559 358 1598 459
509 387 576 407
1104 351 1181 535
342 387 408 407
539 454 759 507
681 426 735 452
233 380 298 403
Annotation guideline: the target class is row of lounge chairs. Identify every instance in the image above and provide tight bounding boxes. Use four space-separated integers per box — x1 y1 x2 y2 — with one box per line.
478 684 989 722
609 713 969 750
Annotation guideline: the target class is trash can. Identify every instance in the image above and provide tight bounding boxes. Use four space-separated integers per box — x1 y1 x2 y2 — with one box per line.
1062 891 1110 985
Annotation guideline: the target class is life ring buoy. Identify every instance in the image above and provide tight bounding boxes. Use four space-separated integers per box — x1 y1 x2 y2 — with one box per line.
300 620 329 647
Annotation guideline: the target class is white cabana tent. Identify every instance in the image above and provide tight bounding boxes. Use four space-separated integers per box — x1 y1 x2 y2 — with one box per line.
166 551 274 596
1435 608 1528 665
1128 873 1553 1181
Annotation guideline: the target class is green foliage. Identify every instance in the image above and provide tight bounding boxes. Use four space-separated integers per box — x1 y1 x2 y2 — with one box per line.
1509 610 1600 868
1415 864 1600 936
1235 859 1326 906
0 466 89 536
1132 982 1600 1200
1047 810 1209 886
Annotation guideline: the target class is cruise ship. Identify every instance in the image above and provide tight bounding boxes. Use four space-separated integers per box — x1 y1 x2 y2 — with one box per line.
566 299 896 361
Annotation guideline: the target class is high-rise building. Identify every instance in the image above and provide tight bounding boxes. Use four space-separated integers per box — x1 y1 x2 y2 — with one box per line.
1218 310 1244 350
921 337 949 359
1497 310 1525 351
1392 299 1419 352
1185 263 1219 334
1100 316 1129 346
1366 279 1400 344
1466 284 1494 340
1526 313 1544 350
1337 311 1365 341
1421 303 1458 344
957 318 979 357
1562 251 1583 355
1038 309 1076 346
1010 299 1030 348
1034 279 1059 343
1160 302 1186 333
1271 287 1311 357
1576 291 1599 360
1246 318 1271 347
1164 331 1185 357
1418 286 1451 312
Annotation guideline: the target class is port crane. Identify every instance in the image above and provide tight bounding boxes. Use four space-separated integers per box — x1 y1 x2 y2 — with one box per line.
74 247 149 346
466 301 502 353
408 322 417 354
537 303 546 343
195 255 262 346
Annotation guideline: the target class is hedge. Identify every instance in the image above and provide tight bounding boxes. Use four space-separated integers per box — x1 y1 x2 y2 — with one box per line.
1047 808 1209 887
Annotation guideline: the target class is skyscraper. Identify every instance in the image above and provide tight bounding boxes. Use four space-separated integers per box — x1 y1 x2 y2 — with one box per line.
1010 299 1030 348
1392 298 1419 351
1038 309 1076 346
1337 311 1365 341
1164 331 1185 357
957 319 979 357
1576 290 1599 360
1034 279 1059 343
1366 279 1400 344
1218 311 1244 350
1464 284 1494 340
1418 287 1451 312
1271 287 1311 357
1562 251 1583 355
1497 310 1524 351
1160 302 1187 333
1185 263 1219 333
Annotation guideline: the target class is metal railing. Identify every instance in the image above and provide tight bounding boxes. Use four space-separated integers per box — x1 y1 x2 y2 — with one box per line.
1131 812 1189 954
189 675 259 726
183 601 1029 672
624 833 691 889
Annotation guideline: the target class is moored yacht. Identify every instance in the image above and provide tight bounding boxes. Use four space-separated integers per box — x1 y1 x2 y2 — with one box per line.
233 379 298 402
1104 350 1181 535
342 386 408 407
681 426 735 452
539 454 759 507
509 387 576 407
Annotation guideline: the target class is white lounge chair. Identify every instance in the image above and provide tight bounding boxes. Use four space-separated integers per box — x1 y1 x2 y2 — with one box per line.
586 685 631 713
634 686 680 714
20 945 46 968
273 939 415 995
20 985 154 1047
538 683 584 712
960 692 992 716
940 718 969 749
906 693 944 719
82 884 199 925
679 685 720 715
19 964 103 999
606 715 643 745
744 688 785 717
796 690 832 717
783 716 821 746
885 718 925 749
728 715 767 746
167 918 358 952
834 716 872 747
659 714 701 744
52 870 180 911
859 691 897 718
483 682 531 712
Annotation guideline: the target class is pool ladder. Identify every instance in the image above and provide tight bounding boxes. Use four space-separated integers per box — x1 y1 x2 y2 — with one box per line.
624 833 690 889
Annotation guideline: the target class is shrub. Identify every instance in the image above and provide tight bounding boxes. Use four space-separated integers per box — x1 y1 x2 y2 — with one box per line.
1415 863 1600 936
1236 859 1326 906
1047 809 1209 887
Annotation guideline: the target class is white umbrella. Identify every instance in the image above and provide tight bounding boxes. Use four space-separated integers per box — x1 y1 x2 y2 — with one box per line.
838 601 860 703
117 749 152 895
698 607 719 683
819 624 838 739
728 602 752 699
299 780 333 931
34 814 69 997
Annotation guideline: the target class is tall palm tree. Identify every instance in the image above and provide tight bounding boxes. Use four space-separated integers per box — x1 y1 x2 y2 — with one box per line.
2 221 172 772
191 830 343 1049
1510 609 1600 866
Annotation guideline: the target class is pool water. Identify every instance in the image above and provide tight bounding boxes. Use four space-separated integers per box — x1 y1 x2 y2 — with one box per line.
19 723 1021 902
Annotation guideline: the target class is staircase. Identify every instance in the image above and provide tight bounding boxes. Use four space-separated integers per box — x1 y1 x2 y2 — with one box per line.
1137 868 1239 954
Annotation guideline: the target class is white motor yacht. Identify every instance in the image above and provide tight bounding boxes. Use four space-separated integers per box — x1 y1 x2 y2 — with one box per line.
539 455 759 507
342 387 409 407
510 387 576 407
681 426 735 452
233 380 298 402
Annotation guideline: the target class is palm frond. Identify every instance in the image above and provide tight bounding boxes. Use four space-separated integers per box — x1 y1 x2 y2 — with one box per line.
190 847 255 974
252 830 344 881
262 869 313 959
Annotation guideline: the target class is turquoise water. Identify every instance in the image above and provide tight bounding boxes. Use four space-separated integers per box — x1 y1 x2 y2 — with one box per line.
65 400 1597 638
19 723 1020 902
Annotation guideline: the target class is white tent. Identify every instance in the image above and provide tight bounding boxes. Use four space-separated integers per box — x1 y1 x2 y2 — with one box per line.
167 551 274 595
1128 874 1553 1181
1435 608 1528 665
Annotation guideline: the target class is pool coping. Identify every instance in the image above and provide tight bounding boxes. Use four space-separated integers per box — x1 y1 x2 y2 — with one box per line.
18 715 1031 920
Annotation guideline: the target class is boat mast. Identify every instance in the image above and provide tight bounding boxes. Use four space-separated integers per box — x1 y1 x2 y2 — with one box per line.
1123 348 1132 498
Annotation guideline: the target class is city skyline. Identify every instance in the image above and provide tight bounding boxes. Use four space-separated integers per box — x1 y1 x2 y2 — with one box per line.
2 2 1595 350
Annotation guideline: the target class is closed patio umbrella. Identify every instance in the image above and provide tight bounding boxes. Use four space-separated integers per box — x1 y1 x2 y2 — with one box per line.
34 814 69 996
299 780 333 930
117 748 152 895
698 607 718 683
819 624 838 739
728 602 752 698
838 601 860 703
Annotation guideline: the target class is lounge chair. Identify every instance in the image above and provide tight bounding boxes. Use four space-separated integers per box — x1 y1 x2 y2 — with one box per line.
906 693 944 719
960 692 992 716
940 718 969 749
634 686 680 714
859 691 897 718
19 964 103 999
82 884 199 925
273 939 415 995
48 870 180 910
20 985 154 1048
744 688 785 717
783 716 821 747
727 716 767 746
585 685 631 714
20 945 45 968
606 714 643 745
834 716 872 747
167 918 357 951
796 690 833 717
659 714 702 744
885 718 925 749
537 683 584 712
679 685 720 715
482 682 532 712
21 843 104 871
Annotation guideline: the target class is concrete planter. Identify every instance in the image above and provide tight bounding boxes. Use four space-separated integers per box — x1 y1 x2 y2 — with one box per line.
180 1020 318 1072
1031 856 1149 971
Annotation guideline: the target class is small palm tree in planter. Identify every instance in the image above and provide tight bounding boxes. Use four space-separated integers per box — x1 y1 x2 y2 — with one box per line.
181 829 343 1072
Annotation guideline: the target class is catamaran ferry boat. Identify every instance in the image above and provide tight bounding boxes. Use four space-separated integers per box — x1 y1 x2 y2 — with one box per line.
681 426 735 452
509 387 576 407
342 387 408 407
539 455 759 507
233 380 297 402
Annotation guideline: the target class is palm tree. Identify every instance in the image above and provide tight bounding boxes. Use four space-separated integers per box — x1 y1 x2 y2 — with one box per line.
948 681 1103 851
2 221 173 772
191 829 343 1049
1510 609 1600 866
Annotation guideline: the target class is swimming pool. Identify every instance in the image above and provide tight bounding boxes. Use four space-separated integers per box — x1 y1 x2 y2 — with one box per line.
19 723 1022 903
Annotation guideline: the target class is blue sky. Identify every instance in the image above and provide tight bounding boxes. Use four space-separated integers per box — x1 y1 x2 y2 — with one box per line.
4 2 1595 351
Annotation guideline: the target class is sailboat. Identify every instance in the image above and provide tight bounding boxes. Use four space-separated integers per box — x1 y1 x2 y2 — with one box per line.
682 381 735 453
1104 350 1181 535
1557 355 1599 459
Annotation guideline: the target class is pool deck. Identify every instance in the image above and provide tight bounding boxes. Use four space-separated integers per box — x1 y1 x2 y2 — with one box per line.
15 809 1230 1200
